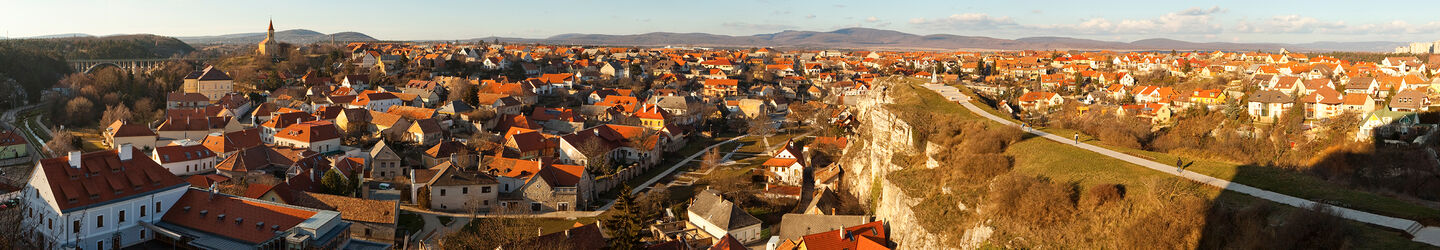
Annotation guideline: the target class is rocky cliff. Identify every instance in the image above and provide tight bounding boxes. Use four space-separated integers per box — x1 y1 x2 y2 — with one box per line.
839 82 987 249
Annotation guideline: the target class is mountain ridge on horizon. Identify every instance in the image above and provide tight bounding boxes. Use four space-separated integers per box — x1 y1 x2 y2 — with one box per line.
21 27 1411 52
476 27 1408 52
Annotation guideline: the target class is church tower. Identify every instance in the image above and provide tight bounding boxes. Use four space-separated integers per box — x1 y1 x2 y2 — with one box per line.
258 19 278 56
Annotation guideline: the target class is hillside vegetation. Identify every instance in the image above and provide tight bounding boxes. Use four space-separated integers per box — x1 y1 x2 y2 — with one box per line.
869 78 1428 249
0 34 195 59
0 45 71 105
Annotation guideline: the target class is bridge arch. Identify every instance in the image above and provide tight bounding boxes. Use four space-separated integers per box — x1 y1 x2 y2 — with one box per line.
83 62 123 74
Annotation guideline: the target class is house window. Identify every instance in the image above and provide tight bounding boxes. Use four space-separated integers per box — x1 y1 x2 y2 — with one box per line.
482 186 491 193
364 229 372 237
97 241 104 250
462 187 468 194
439 189 446 196
118 211 125 223
97 215 104 228
156 202 161 213
74 220 80 233
531 203 542 211
558 203 569 211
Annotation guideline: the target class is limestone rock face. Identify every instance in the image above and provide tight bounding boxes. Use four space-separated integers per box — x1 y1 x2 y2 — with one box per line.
839 81 988 249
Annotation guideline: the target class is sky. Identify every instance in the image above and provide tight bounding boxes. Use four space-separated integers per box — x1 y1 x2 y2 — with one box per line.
3 0 1440 43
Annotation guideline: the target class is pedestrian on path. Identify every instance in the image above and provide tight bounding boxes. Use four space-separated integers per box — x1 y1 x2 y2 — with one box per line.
1074 133 1079 144
1176 158 1183 173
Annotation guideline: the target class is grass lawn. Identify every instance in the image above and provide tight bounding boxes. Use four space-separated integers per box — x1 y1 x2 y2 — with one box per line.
397 212 425 235
888 78 1429 248
69 127 107 152
1014 106 1440 222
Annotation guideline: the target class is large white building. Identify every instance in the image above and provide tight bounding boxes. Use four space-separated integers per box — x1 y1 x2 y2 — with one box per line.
19 145 382 249
20 146 190 250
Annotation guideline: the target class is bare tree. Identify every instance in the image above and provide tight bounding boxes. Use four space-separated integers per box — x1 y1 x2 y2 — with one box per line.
0 199 32 249
63 97 96 126
577 139 614 176
45 130 78 154
747 114 778 148
99 104 133 128
701 147 722 169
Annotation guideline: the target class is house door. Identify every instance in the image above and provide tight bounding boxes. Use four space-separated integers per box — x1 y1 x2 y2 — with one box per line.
111 233 121 249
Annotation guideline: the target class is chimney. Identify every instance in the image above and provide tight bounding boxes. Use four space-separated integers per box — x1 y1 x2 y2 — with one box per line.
118 143 133 161
68 151 82 168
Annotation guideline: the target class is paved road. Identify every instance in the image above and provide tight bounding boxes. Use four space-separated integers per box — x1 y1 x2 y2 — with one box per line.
921 84 1440 247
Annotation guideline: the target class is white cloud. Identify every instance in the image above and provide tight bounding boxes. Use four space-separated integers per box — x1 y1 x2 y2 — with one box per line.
806 14 816 19
866 16 880 23
908 13 1019 30
910 6 1223 35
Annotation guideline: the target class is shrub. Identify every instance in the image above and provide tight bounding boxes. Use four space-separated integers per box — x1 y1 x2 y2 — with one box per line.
1081 184 1125 209
986 175 1076 226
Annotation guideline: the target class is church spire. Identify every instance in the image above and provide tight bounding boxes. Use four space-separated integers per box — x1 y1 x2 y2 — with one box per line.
268 19 274 31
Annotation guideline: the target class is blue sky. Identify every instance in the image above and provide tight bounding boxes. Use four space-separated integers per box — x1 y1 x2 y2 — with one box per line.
3 0 1439 43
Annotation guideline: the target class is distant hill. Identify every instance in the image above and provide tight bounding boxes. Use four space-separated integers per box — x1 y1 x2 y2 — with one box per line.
178 29 377 45
477 27 1405 52
22 33 96 39
0 34 194 59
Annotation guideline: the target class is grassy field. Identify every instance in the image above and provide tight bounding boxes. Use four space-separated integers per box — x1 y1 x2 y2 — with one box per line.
1013 104 1440 222
884 78 1429 249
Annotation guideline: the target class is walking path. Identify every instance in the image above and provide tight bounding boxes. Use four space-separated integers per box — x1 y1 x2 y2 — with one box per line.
920 84 1440 247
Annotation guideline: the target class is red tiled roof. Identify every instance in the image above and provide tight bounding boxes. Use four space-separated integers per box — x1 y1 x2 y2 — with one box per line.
105 119 155 137
37 147 187 211
154 144 217 164
202 128 263 154
162 189 317 244
0 130 24 147
799 221 889 250
185 174 230 188
274 120 341 143
535 163 585 187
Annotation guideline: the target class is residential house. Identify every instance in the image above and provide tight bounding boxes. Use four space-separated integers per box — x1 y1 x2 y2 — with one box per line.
1358 110 1420 140
763 140 807 186
1301 87 1345 119
1016 91 1063 112
1341 93 1377 115
273 120 342 154
406 118 445 146
1390 89 1429 112
151 143 221 176
368 141 403 180
1247 90 1295 122
104 120 158 151
558 124 664 168
166 92 211 109
688 189 764 244
410 161 499 212
517 163 592 212
0 130 28 161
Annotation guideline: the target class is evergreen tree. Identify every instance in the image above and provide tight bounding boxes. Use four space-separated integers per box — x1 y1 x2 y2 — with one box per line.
320 169 352 196
605 185 646 249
